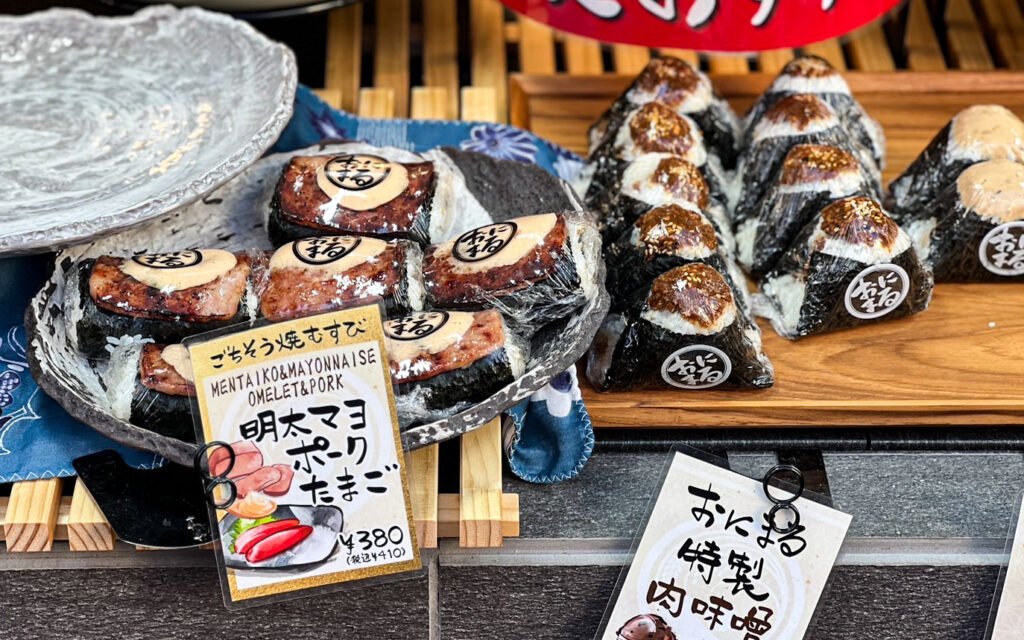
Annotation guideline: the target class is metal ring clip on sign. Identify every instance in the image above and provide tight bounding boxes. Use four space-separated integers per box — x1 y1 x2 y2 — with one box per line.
193 441 238 510
762 464 804 535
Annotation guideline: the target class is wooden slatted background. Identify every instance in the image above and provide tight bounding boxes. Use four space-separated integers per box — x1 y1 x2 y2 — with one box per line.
317 0 1024 123
5 0 1024 553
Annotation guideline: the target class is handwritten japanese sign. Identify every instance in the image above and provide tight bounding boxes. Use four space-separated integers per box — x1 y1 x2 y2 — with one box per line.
598 452 851 640
990 494 1024 639
500 0 904 52
188 306 420 606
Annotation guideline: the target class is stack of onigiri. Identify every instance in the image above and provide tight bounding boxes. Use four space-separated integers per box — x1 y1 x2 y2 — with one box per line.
578 56 774 392
582 54 1024 393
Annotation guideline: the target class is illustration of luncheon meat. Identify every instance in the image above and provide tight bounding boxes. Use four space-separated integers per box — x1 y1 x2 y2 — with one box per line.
208 441 295 499
263 464 295 496
210 440 263 478
235 466 283 497
617 614 676 640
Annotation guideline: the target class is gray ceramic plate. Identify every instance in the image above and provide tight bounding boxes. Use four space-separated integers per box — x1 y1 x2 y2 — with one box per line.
26 142 609 466
0 6 297 255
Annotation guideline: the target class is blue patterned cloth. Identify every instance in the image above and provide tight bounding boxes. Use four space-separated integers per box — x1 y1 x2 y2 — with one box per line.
0 256 164 483
275 86 594 483
0 86 593 485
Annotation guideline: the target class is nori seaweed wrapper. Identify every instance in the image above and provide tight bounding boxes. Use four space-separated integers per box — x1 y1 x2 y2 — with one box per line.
587 263 773 391
581 103 729 208
756 197 934 339
422 211 602 328
605 204 749 313
385 310 529 428
72 252 266 360
129 381 196 442
128 343 197 442
908 159 1024 282
885 106 1024 225
588 55 741 169
735 144 879 280
734 94 881 225
268 153 437 246
741 55 885 170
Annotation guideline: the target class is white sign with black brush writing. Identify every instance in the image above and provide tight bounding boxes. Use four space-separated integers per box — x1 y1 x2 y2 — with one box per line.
598 451 852 640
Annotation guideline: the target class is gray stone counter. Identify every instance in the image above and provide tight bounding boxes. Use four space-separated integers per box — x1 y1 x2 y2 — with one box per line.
1 430 1021 640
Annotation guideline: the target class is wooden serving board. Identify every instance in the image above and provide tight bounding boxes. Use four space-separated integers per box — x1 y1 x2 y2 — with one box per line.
511 71 1024 428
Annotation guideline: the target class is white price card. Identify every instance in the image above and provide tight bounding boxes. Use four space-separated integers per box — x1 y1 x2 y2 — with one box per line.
188 305 420 608
597 451 852 640
990 493 1024 639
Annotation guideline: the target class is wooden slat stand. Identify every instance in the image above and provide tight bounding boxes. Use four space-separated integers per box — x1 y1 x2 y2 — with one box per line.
67 481 114 552
3 478 62 552
459 418 504 547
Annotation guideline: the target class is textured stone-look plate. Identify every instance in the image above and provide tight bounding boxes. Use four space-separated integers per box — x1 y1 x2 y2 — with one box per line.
0 6 297 255
26 143 609 466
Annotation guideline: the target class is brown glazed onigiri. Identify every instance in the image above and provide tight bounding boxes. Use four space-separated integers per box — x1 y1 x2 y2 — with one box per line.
604 204 750 313
588 263 773 392
594 154 734 250
756 197 934 339
735 143 879 280
734 93 881 225
588 55 741 169
580 102 730 208
742 55 885 170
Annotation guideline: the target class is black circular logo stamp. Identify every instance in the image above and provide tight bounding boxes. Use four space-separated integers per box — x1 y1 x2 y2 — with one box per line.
844 263 910 320
660 345 732 390
292 236 362 265
323 154 392 191
131 250 203 269
979 221 1024 276
385 312 450 341
452 222 518 263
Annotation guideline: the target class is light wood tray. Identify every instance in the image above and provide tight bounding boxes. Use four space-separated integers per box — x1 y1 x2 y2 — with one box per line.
511 71 1024 428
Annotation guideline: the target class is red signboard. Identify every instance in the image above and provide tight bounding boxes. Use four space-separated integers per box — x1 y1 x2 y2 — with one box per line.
500 0 905 52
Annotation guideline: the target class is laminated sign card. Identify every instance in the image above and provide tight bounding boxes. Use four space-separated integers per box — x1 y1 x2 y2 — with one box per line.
990 494 1024 638
188 306 420 607
598 451 851 640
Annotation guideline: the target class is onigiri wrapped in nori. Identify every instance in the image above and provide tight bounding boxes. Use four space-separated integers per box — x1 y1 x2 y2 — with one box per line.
756 197 934 339
742 55 885 170
384 310 529 427
605 204 749 313
593 154 734 250
268 151 439 246
735 144 879 280
587 263 773 391
906 159 1024 281
579 102 729 208
422 211 601 326
71 249 267 359
734 94 882 224
886 105 1024 224
260 235 424 321
588 55 741 169
129 343 196 442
